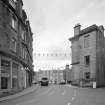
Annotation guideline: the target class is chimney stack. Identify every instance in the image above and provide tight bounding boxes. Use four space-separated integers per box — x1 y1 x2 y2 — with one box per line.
74 23 81 36
99 25 104 34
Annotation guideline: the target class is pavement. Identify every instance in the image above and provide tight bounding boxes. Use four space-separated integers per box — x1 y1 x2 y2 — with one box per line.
0 84 39 102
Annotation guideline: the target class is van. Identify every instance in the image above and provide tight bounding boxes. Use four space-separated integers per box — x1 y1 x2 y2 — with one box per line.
41 77 49 86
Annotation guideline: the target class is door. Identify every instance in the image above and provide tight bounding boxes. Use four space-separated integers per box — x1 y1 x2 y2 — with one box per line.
1 77 8 89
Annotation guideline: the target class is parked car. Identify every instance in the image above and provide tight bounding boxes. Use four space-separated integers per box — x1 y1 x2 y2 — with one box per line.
32 80 38 84
40 77 49 86
59 80 66 85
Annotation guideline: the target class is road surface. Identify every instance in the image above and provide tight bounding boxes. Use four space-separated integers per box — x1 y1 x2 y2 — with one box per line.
0 84 105 105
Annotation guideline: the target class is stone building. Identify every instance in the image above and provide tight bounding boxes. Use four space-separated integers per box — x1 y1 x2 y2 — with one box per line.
38 69 64 84
69 24 105 87
63 64 72 83
0 0 33 92
53 70 64 84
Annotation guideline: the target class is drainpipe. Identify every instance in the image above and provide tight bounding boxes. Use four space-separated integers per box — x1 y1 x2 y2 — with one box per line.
10 60 13 89
0 57 1 89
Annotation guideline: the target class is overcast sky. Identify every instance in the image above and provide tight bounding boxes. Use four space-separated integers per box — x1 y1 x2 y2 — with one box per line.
23 0 105 71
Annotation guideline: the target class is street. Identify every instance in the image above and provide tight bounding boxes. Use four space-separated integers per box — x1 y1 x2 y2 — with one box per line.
0 84 105 105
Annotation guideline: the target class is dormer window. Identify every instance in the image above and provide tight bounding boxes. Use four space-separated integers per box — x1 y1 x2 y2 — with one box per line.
9 0 16 9
21 27 26 41
11 38 17 52
11 15 17 30
21 30 25 40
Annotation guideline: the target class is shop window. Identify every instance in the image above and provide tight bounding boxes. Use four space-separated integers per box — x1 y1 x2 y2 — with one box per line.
1 60 10 67
1 60 10 74
12 78 18 88
12 62 18 75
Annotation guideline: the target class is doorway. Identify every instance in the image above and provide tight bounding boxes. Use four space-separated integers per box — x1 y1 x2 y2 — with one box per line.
1 77 8 89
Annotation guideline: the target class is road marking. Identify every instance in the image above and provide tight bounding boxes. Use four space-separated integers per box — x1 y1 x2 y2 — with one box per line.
15 86 55 105
67 102 71 105
67 89 77 105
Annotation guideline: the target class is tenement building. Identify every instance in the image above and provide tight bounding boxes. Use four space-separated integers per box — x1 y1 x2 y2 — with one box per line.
0 0 33 92
69 24 105 87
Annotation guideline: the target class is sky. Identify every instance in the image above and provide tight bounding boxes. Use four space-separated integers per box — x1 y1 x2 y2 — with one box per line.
22 0 105 71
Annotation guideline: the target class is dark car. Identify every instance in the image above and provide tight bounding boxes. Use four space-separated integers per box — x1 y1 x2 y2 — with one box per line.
41 77 49 86
59 80 66 85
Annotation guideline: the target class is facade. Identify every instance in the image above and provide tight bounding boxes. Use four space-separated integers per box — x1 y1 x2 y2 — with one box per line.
63 64 72 83
69 24 105 87
0 0 33 92
32 71 39 84
57 70 64 83
38 70 53 82
38 69 64 84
